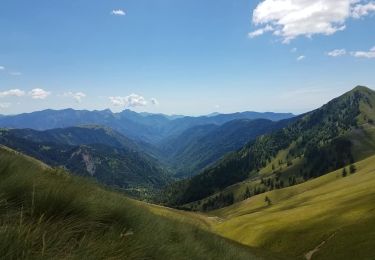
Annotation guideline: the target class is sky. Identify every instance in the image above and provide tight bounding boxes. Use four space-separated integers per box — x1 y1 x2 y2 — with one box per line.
0 0 375 116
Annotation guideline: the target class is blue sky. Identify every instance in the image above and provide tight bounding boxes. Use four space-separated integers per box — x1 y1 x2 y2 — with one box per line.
0 0 375 115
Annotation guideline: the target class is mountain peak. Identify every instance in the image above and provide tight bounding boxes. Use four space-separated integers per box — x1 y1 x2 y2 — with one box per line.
344 85 374 100
352 85 372 92
308 85 375 128
349 86 375 125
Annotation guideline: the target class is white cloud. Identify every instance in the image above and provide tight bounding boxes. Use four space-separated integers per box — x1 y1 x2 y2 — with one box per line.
64 92 86 103
9 72 21 76
327 49 347 57
111 9 126 16
109 94 147 107
0 89 25 98
0 66 4 70
352 2 375 18
29 88 50 99
109 97 125 106
297 55 305 61
249 0 375 43
350 46 375 58
291 47 297 53
248 25 274 38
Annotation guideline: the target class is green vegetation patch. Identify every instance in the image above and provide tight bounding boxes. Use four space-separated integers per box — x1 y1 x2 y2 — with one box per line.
0 146 264 259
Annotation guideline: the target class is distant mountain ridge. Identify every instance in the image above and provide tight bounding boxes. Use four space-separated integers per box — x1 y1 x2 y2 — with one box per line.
0 109 294 144
0 108 296 188
0 109 295 179
8 125 138 150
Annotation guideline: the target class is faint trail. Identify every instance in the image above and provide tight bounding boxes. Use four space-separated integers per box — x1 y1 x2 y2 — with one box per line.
304 208 375 260
304 233 336 260
207 216 224 223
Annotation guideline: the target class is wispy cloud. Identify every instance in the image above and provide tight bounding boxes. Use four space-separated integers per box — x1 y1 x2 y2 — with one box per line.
0 66 5 70
9 72 22 76
248 25 273 38
351 46 375 59
29 88 50 99
109 94 147 107
111 9 126 16
0 89 25 98
327 49 347 57
352 2 375 19
64 92 86 103
297 55 305 61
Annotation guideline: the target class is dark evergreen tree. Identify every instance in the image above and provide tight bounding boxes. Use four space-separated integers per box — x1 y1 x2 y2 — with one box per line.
265 196 272 206
349 164 357 174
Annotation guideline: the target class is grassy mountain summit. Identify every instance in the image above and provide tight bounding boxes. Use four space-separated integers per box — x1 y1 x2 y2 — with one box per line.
165 86 375 207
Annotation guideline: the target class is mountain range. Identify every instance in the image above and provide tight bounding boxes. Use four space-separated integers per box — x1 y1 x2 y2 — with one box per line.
1 86 375 259
0 109 294 183
0 109 294 144
164 86 375 209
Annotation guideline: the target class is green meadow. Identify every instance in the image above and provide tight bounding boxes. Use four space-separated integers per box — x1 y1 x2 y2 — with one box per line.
0 146 267 260
210 154 375 259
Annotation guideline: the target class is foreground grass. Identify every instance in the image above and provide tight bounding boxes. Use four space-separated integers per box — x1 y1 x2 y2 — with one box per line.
0 146 263 260
211 154 375 259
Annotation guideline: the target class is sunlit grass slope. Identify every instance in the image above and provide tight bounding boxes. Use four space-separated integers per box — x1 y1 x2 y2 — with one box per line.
186 125 375 211
0 145 265 260
211 155 375 260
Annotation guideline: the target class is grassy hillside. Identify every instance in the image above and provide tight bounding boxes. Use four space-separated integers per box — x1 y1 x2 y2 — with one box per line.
183 125 375 211
0 145 268 260
165 86 375 208
209 154 375 260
